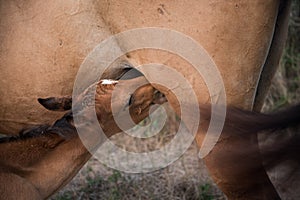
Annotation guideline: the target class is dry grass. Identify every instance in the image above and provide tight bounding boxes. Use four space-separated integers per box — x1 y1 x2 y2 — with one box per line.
51 2 299 200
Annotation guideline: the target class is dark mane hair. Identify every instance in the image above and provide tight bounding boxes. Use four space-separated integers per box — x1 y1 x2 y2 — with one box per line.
0 112 75 144
0 125 51 143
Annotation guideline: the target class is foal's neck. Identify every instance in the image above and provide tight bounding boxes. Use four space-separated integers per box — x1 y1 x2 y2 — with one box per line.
0 132 62 168
0 114 92 198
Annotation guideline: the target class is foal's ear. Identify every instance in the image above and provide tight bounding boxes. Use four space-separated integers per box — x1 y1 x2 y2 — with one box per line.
38 96 72 111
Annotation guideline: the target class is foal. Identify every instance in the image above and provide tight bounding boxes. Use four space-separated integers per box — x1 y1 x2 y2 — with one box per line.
0 76 166 199
41 86 300 199
1 76 299 199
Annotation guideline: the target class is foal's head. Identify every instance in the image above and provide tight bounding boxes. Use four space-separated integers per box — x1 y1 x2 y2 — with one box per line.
39 76 167 137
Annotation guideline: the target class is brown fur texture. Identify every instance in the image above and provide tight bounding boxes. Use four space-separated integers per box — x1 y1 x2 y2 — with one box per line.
201 104 300 200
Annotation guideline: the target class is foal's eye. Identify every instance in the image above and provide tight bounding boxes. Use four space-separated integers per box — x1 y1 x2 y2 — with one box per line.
128 95 134 106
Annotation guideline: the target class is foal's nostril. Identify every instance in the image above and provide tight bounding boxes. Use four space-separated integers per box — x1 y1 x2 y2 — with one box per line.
153 90 167 104
154 90 165 99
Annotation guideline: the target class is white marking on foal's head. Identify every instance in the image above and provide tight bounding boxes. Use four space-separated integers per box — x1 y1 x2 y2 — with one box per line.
100 79 119 85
